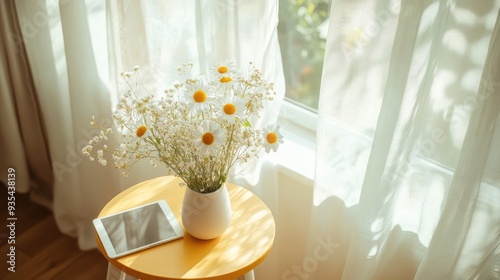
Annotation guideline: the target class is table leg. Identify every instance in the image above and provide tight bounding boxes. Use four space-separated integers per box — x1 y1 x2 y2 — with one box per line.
106 263 139 280
236 270 255 280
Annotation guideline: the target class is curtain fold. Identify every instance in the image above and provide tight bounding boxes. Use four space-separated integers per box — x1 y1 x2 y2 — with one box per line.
0 0 53 207
15 0 123 250
313 0 500 279
415 9 500 278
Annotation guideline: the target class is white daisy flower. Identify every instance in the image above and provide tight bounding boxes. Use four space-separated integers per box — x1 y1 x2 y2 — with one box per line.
262 124 283 153
193 121 226 155
215 74 235 88
216 97 246 123
185 80 212 112
211 61 236 78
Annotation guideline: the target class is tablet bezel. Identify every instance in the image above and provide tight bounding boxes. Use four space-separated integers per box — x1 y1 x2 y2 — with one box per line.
93 200 184 259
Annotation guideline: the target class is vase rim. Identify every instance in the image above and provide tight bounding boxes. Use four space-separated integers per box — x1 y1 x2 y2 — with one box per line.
187 183 226 194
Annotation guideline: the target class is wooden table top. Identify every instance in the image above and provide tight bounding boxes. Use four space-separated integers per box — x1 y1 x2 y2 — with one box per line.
95 176 275 280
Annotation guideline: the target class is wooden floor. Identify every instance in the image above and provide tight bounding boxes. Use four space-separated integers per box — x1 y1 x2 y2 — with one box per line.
0 189 108 279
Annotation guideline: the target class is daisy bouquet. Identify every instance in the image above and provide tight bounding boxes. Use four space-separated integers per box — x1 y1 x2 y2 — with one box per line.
82 62 283 193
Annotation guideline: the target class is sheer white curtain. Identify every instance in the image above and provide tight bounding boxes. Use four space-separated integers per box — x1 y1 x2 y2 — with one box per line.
14 0 123 250
311 0 500 279
15 0 284 255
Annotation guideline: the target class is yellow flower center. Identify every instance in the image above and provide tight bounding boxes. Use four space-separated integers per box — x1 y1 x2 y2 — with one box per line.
266 132 278 144
202 132 215 145
193 90 207 103
218 66 228 74
136 125 147 137
220 76 232 83
223 103 236 115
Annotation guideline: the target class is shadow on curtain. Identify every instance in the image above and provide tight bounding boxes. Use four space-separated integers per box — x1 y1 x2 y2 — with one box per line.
309 0 500 279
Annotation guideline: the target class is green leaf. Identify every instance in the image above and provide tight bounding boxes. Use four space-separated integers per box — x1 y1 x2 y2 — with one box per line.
242 119 252 127
307 2 315 14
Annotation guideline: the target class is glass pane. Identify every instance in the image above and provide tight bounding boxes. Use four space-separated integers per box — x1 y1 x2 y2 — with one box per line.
278 0 331 111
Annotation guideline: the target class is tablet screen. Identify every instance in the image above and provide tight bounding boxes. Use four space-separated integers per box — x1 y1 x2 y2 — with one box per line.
100 203 178 255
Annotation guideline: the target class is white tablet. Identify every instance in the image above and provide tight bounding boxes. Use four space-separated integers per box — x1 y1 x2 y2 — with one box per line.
93 200 184 259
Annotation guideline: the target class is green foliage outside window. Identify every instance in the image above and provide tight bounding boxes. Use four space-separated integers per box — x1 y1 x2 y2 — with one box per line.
278 0 331 111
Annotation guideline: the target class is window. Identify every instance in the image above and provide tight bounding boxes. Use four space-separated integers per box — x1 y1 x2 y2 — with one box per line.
278 0 331 111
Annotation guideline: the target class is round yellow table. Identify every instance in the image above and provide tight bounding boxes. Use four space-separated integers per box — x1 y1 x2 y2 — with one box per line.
95 176 275 280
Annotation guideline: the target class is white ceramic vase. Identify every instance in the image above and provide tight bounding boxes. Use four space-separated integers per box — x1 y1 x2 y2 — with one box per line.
181 184 232 240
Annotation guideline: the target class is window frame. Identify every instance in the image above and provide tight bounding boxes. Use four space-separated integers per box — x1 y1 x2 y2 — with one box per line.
275 98 318 184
